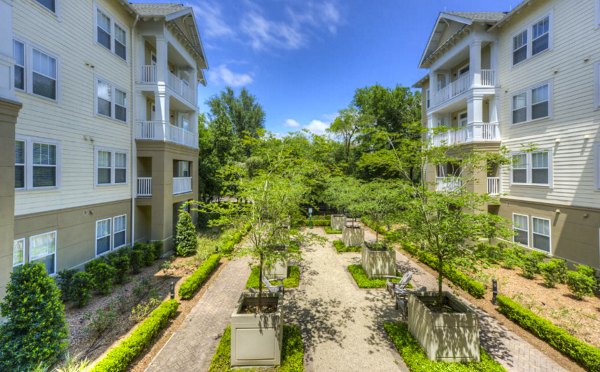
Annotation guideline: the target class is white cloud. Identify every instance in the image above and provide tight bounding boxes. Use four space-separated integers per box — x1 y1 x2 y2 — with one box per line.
241 12 304 50
284 119 301 128
304 120 330 135
208 64 253 87
192 2 235 39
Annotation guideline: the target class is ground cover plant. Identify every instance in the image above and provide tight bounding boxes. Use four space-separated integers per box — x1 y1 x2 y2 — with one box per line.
383 322 505 372
347 265 406 288
323 226 342 234
209 325 304 371
246 266 301 289
333 239 361 252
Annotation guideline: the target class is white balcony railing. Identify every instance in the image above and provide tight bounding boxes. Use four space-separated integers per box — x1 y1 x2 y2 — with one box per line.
137 177 152 197
436 177 462 192
167 72 195 105
173 176 192 195
136 120 198 149
431 122 500 146
431 70 496 108
487 177 500 195
481 69 496 87
141 65 157 83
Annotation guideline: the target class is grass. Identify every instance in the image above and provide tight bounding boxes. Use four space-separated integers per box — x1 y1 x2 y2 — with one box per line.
324 227 342 234
347 265 408 288
333 240 361 253
209 325 304 372
246 266 301 289
383 322 505 372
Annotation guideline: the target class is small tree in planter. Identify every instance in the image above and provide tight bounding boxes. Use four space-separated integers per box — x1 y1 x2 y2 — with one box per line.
322 176 362 230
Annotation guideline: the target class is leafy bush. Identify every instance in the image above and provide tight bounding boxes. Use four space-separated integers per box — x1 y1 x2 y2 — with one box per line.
129 248 143 274
539 258 568 288
500 246 525 269
567 265 597 300
520 251 546 279
324 226 342 234
209 325 304 372
56 269 77 301
70 271 94 308
246 266 301 289
108 252 130 284
0 263 68 371
151 240 164 259
497 295 600 371
179 254 222 300
383 322 505 372
217 223 250 255
333 239 361 253
85 304 117 337
91 300 179 372
175 211 198 257
347 265 402 288
86 261 116 295
130 297 162 322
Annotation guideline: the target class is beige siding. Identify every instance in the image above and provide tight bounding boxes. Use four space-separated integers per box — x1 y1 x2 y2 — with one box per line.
497 0 600 209
13 0 134 215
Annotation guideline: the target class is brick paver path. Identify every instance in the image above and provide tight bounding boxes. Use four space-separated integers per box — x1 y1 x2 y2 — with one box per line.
146 256 250 372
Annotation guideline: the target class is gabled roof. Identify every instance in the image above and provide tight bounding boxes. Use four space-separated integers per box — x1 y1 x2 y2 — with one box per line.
129 3 185 17
444 12 506 23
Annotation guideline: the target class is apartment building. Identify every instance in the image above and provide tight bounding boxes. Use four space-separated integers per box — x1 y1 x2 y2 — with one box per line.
415 0 600 269
0 0 207 299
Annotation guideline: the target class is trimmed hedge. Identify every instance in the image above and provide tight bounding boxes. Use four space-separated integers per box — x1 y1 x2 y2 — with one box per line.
402 243 486 299
91 299 179 372
218 223 251 255
178 254 222 300
333 240 361 253
323 226 342 234
348 265 404 289
497 295 600 371
383 322 505 371
246 266 301 289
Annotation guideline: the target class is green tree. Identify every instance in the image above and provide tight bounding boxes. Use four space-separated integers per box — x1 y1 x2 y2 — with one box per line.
175 210 198 256
0 263 68 371
327 107 371 170
206 87 265 141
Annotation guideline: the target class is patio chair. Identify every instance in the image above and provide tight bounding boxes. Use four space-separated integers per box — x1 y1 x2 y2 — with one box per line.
383 272 413 318
262 277 284 295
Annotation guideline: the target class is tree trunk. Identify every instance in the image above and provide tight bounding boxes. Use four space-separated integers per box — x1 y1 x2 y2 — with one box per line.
258 252 263 312
437 254 443 308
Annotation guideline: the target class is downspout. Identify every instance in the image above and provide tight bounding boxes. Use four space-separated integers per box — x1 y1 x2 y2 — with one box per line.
130 13 139 246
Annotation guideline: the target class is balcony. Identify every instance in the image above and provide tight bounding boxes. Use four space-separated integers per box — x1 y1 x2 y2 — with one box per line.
137 177 152 197
136 121 198 149
173 177 192 195
487 177 500 195
431 122 500 146
431 69 496 108
436 177 462 192
140 65 196 107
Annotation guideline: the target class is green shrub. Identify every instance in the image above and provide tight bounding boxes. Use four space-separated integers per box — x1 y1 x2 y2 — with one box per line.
86 261 116 295
246 266 301 289
175 211 198 257
521 251 546 279
217 223 250 255
347 265 402 288
91 300 179 372
324 226 342 234
567 267 597 300
0 263 68 371
108 252 130 284
151 240 164 260
179 254 222 300
500 246 525 269
539 258 568 288
209 325 304 372
129 248 143 274
333 239 361 253
56 269 77 301
383 322 505 372
70 271 94 308
85 304 117 337
497 295 600 371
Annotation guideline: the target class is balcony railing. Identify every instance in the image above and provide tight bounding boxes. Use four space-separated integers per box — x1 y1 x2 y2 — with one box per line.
136 120 198 149
431 122 500 146
487 177 500 195
436 177 462 192
431 69 496 108
173 176 192 195
481 69 496 87
139 66 195 106
141 65 157 83
137 177 152 197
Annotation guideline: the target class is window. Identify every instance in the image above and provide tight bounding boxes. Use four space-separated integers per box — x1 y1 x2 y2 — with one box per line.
32 49 57 99
33 143 57 187
532 217 551 252
512 83 551 123
96 79 127 122
96 148 127 185
35 0 56 12
458 64 469 77
513 30 528 65
511 151 551 186
532 17 550 55
513 214 529 246
458 111 468 128
96 219 111 256
95 7 127 60
16 137 59 190
13 40 24 90
15 140 25 189
426 89 430 109
113 215 126 249
13 239 25 267
29 231 56 275
512 14 551 65
175 161 191 177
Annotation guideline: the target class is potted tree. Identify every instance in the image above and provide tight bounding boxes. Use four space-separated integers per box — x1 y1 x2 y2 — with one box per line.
322 176 362 232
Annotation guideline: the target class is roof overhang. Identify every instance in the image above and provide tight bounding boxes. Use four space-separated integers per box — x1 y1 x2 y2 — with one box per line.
489 0 534 31
413 74 430 88
418 12 473 69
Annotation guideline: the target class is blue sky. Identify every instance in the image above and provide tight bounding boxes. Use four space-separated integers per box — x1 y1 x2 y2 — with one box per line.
139 0 518 134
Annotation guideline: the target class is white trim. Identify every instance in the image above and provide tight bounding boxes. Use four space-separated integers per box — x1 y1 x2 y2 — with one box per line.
512 213 529 247
15 135 61 191
31 0 60 19
511 11 553 67
28 230 57 275
511 80 553 125
93 3 129 63
12 36 59 102
94 146 129 187
457 63 470 77
13 238 25 267
510 150 552 187
93 75 129 123
95 218 112 257
531 216 551 253
113 214 127 249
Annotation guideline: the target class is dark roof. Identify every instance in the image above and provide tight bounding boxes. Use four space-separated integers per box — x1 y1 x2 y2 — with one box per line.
129 3 186 17
444 11 508 23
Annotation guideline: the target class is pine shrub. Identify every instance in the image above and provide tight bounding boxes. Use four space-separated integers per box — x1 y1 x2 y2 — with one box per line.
175 210 198 257
70 271 94 308
0 263 68 371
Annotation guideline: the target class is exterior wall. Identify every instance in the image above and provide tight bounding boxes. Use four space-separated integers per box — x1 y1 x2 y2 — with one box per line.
12 0 134 216
14 199 131 272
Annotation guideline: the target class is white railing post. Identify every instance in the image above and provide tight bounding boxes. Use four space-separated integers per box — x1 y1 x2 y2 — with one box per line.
135 120 199 149
173 176 192 194
137 177 152 197
487 177 500 195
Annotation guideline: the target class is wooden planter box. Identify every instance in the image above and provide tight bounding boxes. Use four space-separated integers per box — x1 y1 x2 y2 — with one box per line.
265 260 288 280
330 214 346 230
408 292 480 362
361 244 396 278
231 292 284 367
342 225 364 247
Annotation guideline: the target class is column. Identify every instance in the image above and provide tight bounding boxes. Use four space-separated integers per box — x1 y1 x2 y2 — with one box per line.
469 41 482 87
490 41 498 83
468 95 484 141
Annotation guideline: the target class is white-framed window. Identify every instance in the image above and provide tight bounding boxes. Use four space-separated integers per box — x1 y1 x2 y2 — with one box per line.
29 231 57 275
512 13 552 66
95 78 127 122
35 0 56 12
113 215 127 249
426 89 430 109
511 82 551 124
96 218 111 256
13 239 25 267
458 111 468 128
511 151 551 186
175 160 191 177
513 214 529 246
95 148 127 185
532 217 551 252
95 6 127 61
13 39 58 100
15 136 60 190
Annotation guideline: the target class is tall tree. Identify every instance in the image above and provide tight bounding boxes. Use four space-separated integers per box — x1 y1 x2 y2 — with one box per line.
206 87 265 140
327 107 370 170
